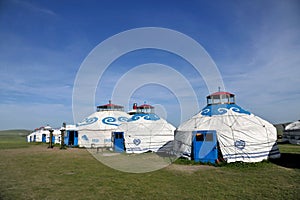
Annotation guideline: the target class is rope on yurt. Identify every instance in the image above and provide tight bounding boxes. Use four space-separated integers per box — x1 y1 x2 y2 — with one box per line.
255 115 271 150
219 113 241 162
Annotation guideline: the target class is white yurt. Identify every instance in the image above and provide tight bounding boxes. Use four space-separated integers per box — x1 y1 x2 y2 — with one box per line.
115 103 175 153
282 120 300 145
27 127 44 143
174 91 280 163
77 101 131 148
27 126 60 144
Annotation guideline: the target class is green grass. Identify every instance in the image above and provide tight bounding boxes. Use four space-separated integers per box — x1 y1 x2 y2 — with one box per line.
277 143 300 154
0 130 299 200
0 129 31 149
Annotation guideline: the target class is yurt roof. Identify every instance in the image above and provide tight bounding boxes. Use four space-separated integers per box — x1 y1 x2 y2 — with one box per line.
285 120 300 130
207 91 234 98
129 102 155 114
200 103 251 117
96 100 124 111
127 113 161 122
137 104 154 109
77 110 130 130
118 113 176 131
124 103 175 128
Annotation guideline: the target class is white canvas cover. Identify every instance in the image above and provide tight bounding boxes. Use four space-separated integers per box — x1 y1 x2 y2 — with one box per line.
285 120 300 130
174 104 280 163
77 110 130 148
116 113 175 153
282 120 300 145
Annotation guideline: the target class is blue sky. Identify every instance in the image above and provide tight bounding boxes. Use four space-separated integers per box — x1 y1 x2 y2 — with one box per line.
0 0 299 130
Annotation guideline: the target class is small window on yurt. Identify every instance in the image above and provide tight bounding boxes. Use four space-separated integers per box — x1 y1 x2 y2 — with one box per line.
230 95 235 104
205 133 213 141
196 133 204 141
212 95 221 104
220 94 228 104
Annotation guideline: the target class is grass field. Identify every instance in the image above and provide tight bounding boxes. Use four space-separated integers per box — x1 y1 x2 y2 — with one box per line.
0 130 299 200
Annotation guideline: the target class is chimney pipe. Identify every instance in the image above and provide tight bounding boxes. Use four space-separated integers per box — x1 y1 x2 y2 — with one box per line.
133 103 137 109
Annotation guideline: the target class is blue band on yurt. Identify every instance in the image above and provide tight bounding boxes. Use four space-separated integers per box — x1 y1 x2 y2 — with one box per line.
200 104 251 116
128 113 160 122
102 116 129 126
76 117 98 126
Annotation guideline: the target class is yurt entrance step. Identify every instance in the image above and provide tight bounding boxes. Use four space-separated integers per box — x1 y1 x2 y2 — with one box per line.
192 130 218 164
113 132 125 152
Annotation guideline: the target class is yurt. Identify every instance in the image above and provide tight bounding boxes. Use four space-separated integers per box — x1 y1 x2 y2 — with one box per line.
114 103 175 153
27 127 45 143
27 126 60 144
174 91 280 163
77 101 130 148
282 120 300 145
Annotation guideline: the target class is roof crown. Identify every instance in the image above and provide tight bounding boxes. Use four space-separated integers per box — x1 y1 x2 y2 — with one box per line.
97 100 124 111
206 91 235 105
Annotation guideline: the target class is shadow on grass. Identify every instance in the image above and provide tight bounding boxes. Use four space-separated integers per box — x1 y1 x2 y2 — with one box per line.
270 153 300 169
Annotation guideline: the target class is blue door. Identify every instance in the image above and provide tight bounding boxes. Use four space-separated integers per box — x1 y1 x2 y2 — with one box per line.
52 136 55 143
74 131 78 146
192 130 218 164
65 131 78 146
64 131 69 145
113 132 125 152
33 135 36 142
42 134 46 142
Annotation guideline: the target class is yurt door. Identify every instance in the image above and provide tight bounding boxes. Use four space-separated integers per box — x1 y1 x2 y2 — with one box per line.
42 134 46 142
192 130 218 164
64 131 69 145
73 131 78 146
66 131 78 146
113 132 125 152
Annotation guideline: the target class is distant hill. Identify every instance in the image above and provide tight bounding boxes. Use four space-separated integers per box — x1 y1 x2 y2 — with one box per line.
0 129 32 137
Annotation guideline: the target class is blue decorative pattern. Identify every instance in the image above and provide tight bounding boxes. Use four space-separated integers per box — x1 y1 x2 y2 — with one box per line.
200 104 251 116
102 116 129 126
128 113 160 122
81 135 89 141
92 139 99 143
118 116 129 122
234 140 246 150
76 117 98 126
133 138 141 146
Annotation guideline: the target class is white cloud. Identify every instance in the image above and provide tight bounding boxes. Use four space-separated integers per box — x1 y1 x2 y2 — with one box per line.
12 0 57 16
221 2 300 123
